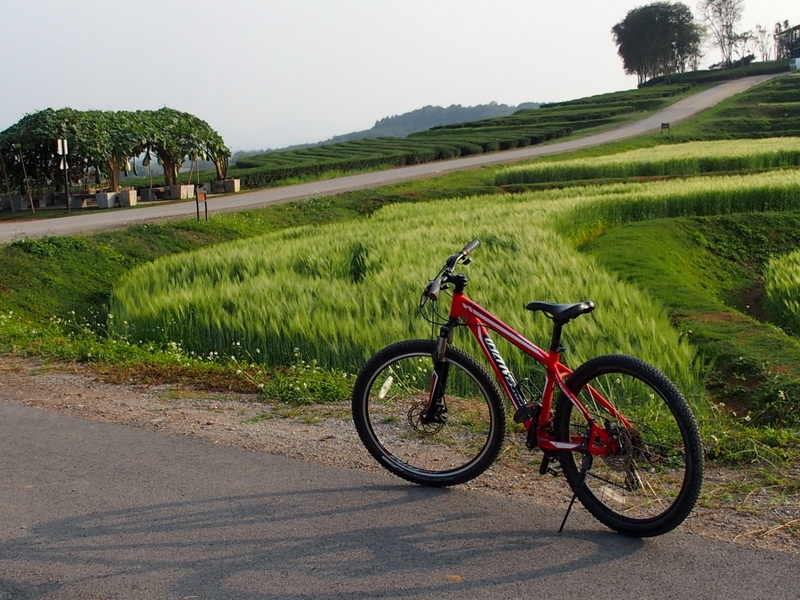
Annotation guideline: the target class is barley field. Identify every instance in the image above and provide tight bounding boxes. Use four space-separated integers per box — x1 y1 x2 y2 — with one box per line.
765 249 800 337
495 138 800 185
109 169 800 398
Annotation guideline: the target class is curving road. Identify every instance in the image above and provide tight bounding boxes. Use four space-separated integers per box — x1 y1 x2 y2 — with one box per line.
0 74 780 244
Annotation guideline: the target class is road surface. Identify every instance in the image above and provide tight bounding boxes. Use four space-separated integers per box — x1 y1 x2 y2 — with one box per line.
0 74 780 244
1 401 798 599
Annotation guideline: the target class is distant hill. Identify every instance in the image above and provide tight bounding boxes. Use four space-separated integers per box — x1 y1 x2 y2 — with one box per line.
327 102 540 142
231 101 540 162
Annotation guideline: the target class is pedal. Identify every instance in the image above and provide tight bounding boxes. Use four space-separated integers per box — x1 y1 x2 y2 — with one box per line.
538 452 562 477
513 403 539 424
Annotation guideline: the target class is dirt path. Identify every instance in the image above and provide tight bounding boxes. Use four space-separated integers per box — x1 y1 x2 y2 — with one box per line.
1 356 797 554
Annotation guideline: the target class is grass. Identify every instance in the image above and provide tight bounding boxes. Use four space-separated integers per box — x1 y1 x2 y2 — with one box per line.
579 212 800 460
764 249 800 336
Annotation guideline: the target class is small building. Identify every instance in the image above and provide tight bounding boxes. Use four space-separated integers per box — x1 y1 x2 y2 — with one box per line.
777 24 800 59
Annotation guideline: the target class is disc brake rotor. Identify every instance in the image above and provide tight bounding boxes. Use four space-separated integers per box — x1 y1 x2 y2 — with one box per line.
407 401 446 435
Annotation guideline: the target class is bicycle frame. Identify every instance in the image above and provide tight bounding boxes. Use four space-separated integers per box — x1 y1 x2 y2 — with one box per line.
442 289 632 456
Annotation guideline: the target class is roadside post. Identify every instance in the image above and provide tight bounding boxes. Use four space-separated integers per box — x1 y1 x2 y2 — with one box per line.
56 138 70 212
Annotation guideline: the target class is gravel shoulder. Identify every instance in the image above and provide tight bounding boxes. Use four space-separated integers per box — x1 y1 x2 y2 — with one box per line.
1 357 797 554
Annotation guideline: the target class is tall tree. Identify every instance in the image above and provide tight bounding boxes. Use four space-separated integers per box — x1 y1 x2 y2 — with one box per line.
698 0 745 66
753 24 772 61
612 2 703 85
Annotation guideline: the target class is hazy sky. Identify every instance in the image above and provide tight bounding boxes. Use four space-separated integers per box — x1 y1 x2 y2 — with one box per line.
2 1 795 151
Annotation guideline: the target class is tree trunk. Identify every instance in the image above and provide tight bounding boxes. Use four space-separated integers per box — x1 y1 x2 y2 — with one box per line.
213 157 227 181
107 157 121 192
161 155 178 187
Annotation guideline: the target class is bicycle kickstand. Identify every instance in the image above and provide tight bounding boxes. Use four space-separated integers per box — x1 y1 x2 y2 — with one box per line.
558 452 593 534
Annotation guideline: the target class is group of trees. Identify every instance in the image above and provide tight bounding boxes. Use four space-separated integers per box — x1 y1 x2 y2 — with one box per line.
0 108 230 197
612 2 703 84
613 0 788 84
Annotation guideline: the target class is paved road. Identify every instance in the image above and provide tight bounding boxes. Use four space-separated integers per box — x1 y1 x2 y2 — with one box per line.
0 74 780 244
1 401 798 599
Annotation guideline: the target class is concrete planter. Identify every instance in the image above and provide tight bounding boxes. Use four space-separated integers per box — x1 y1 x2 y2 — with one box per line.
71 195 89 209
167 185 194 199
117 190 137 207
96 192 118 209
139 188 158 202
223 179 240 193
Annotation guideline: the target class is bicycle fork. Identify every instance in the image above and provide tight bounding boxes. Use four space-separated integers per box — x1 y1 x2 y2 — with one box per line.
421 326 455 426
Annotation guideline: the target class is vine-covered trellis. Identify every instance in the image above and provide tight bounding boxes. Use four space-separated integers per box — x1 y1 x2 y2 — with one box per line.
0 107 230 198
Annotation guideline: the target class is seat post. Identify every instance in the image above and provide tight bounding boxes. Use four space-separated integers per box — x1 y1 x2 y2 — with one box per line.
549 322 564 353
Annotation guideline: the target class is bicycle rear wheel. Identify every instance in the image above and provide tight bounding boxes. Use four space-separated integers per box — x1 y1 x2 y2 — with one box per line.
352 340 506 487
554 354 703 537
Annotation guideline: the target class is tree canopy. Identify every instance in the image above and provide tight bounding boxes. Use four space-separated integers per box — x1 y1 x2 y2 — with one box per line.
0 108 230 194
612 2 703 84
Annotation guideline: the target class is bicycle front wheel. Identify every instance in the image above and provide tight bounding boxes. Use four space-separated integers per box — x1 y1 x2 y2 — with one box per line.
352 340 507 487
554 354 704 537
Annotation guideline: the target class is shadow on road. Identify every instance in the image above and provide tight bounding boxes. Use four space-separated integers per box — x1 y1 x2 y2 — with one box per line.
1 483 642 599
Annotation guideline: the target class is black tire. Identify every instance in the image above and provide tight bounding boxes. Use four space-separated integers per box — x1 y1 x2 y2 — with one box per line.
554 354 704 537
352 340 507 487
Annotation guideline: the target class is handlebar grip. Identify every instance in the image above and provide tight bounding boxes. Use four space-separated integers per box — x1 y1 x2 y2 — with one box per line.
460 239 480 257
425 277 442 301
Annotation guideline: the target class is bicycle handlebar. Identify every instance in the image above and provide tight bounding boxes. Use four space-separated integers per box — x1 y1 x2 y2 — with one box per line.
460 238 480 258
423 239 480 302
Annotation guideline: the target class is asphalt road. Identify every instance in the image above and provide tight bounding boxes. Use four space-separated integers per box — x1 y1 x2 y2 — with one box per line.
2 402 798 600
0 73 781 244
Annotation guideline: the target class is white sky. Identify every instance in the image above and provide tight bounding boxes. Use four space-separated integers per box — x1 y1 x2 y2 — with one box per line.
1 0 796 151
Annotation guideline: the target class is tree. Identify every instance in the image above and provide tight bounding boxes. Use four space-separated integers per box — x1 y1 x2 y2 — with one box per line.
142 108 229 186
698 0 745 66
0 108 230 194
754 24 772 61
612 2 703 85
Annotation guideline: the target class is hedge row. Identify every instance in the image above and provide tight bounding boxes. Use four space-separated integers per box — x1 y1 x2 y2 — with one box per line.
232 127 572 188
228 83 701 189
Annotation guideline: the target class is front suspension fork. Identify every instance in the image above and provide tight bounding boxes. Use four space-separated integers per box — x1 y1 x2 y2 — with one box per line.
423 324 455 425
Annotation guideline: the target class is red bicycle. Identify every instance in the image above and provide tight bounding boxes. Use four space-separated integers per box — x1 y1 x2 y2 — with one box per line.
352 240 704 537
